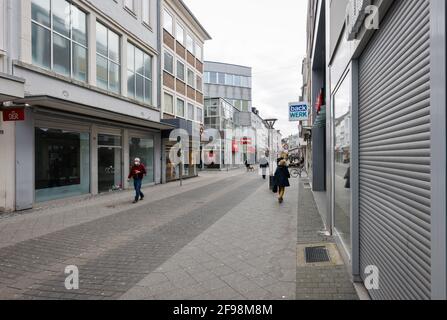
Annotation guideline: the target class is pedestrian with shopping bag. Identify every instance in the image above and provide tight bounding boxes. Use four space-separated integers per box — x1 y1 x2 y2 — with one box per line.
274 159 291 203
128 158 147 204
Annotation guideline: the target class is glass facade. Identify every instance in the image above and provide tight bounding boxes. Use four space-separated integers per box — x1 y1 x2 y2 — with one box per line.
333 71 352 252
129 137 154 184
204 71 252 88
35 128 90 202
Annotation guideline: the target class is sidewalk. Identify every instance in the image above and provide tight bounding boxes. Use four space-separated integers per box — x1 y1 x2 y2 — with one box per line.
0 170 244 249
295 178 358 300
119 175 298 300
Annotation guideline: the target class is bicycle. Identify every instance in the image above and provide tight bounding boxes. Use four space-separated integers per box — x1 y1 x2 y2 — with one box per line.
290 166 305 178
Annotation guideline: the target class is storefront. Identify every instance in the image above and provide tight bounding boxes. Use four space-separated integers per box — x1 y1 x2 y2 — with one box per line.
13 99 168 209
162 118 200 183
324 0 446 300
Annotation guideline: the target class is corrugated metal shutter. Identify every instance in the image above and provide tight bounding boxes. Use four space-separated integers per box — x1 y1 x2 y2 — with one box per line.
358 0 431 300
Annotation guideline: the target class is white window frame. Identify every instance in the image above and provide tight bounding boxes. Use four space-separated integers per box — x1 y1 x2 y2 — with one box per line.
176 60 185 82
163 50 174 75
176 23 185 45
142 0 151 26
176 97 186 118
163 92 174 115
124 0 135 13
31 0 88 81
195 43 202 61
163 9 173 35
96 21 121 93
127 42 153 104
186 33 194 54
187 68 195 88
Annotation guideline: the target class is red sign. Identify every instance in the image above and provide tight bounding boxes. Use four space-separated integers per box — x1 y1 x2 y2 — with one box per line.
3 108 25 122
232 139 239 153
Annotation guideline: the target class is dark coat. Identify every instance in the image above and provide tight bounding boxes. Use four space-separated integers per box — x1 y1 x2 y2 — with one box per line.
274 166 291 187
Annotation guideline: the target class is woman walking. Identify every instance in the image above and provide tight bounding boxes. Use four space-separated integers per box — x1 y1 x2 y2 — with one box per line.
259 155 269 179
274 159 291 203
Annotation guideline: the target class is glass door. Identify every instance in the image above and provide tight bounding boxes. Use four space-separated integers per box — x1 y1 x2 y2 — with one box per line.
98 134 123 193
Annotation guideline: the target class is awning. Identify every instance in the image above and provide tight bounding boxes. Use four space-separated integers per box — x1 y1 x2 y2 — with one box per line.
0 73 25 103
14 95 175 131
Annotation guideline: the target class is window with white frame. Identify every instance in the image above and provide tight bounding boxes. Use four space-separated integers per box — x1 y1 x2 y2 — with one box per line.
163 9 173 34
187 69 195 88
187 103 195 120
186 34 194 53
177 60 185 81
177 98 185 118
176 23 185 45
124 0 135 12
164 51 174 74
142 0 150 25
96 22 121 93
196 107 203 123
164 92 174 114
196 76 202 92
31 0 88 81
195 43 202 61
127 42 152 104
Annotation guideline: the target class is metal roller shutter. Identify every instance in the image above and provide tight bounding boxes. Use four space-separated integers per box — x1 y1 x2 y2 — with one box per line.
358 0 431 300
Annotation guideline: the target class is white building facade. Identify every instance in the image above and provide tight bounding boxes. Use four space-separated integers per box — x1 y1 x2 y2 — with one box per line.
0 0 173 212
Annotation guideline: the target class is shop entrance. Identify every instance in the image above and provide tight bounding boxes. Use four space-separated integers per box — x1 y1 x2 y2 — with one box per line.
98 134 123 193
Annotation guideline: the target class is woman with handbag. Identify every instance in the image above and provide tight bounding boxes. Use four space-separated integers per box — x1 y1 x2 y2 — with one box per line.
274 159 291 203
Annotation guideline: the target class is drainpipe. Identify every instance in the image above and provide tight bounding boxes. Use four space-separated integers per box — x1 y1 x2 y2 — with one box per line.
157 0 164 184
6 0 13 75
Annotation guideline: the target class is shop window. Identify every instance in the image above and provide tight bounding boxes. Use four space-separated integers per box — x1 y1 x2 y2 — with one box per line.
333 71 352 252
129 137 154 184
35 127 90 202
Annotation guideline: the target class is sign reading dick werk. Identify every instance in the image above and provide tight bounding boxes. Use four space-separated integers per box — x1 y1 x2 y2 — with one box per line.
289 102 309 122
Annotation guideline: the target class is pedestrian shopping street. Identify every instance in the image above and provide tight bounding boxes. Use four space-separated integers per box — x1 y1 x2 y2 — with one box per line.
0 170 357 300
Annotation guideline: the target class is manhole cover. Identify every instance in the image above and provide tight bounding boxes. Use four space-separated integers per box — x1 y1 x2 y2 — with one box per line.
305 246 330 263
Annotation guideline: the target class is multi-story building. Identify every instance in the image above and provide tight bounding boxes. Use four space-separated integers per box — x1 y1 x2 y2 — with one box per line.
0 0 174 212
160 0 211 182
202 97 242 170
204 61 252 112
306 0 446 300
237 108 269 165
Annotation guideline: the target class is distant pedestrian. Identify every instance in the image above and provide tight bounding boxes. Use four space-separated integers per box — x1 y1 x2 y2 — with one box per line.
274 159 291 204
259 156 269 180
128 158 147 204
344 167 351 189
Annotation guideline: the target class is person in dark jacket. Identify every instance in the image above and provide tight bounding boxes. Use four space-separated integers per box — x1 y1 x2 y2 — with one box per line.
274 159 291 203
128 158 147 203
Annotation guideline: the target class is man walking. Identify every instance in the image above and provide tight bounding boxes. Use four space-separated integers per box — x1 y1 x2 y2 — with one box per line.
128 158 147 204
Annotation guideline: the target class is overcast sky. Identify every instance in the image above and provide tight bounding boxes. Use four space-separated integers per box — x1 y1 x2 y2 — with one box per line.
183 0 308 138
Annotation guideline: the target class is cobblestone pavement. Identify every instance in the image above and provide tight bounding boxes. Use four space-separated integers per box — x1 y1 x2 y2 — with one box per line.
295 178 358 300
0 170 358 300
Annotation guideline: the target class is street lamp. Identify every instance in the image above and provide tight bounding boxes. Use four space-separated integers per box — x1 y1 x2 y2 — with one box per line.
263 119 278 190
